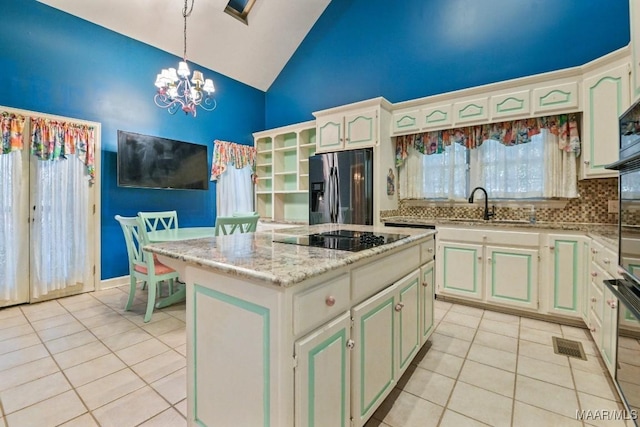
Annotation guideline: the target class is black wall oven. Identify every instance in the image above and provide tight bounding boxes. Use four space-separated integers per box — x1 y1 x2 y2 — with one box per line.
605 97 640 423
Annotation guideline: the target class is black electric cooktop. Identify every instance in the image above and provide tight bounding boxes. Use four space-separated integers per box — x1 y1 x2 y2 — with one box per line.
272 230 410 252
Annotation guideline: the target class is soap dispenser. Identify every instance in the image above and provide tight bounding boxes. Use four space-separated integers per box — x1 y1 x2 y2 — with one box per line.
529 206 536 224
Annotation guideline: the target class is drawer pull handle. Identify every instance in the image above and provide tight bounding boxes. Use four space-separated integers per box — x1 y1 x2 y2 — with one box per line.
395 302 405 312
584 160 590 165
346 339 355 349
592 248 598 254
591 297 597 303
428 248 434 253
549 246 555 250
422 280 428 287
603 258 610 264
325 296 336 307
591 272 598 277
590 327 596 333
477 256 482 261
607 299 617 309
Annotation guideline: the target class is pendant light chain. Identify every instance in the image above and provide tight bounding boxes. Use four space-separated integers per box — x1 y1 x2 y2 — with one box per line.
154 0 216 116
182 0 194 61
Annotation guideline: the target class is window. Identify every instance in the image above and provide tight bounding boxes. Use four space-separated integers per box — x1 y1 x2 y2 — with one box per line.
225 0 257 24
396 115 580 201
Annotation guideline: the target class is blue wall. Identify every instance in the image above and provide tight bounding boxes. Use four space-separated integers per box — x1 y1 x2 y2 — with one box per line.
265 0 631 128
0 0 265 279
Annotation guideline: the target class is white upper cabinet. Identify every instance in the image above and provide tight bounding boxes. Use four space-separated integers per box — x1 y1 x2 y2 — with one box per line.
491 90 531 120
631 0 640 101
314 98 391 153
581 51 630 179
453 97 490 125
532 82 579 114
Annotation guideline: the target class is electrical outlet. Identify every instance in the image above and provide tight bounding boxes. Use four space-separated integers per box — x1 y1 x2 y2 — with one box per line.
608 200 619 213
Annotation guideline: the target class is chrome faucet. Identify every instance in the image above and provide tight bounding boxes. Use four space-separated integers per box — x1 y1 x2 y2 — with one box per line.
468 187 495 220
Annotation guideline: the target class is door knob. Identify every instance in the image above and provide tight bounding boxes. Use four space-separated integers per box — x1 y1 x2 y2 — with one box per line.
325 296 336 307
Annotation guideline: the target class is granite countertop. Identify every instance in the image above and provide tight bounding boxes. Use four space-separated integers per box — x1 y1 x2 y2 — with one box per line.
383 216 619 251
144 224 435 288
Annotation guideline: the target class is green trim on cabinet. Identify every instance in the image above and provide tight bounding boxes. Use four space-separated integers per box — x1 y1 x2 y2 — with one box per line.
422 266 435 339
425 109 448 124
539 89 572 107
443 246 477 294
458 103 484 119
395 115 417 130
347 115 374 145
588 75 623 169
496 97 525 113
318 120 342 149
308 329 347 427
553 240 579 312
399 277 420 370
192 284 271 427
490 251 532 303
359 297 395 417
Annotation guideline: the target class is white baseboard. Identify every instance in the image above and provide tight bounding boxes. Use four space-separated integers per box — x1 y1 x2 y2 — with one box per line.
99 275 131 290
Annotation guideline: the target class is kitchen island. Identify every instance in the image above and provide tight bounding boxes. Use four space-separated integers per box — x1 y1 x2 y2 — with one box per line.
145 223 436 427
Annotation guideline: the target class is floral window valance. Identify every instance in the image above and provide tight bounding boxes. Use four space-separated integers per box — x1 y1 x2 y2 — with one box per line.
210 139 257 182
1 112 26 153
395 113 581 167
0 111 96 182
30 117 96 182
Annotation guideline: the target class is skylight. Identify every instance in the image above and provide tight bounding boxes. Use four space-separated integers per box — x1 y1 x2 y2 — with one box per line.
225 0 256 25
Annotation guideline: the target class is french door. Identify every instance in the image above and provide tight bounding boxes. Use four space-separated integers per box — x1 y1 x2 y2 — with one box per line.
0 115 97 308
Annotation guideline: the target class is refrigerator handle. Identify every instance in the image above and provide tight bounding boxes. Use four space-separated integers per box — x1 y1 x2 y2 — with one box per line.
329 166 339 223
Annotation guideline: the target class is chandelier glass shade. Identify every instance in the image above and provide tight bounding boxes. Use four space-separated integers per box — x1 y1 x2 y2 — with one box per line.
154 0 216 117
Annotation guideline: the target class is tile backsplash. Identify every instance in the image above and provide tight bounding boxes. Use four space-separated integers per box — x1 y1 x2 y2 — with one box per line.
381 178 619 224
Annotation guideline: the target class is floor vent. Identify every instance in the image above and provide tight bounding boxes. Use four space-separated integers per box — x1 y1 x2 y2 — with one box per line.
552 336 587 360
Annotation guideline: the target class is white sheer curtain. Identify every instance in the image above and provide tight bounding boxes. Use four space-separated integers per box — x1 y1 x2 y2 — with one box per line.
31 155 90 298
398 142 467 200
470 131 577 199
0 151 22 301
216 165 254 217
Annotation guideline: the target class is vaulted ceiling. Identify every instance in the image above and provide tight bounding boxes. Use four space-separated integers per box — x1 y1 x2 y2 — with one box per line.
36 0 331 91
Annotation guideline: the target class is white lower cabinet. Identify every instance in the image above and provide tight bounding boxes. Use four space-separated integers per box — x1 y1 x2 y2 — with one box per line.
485 245 538 310
437 241 484 300
294 312 351 427
420 261 435 344
546 234 586 318
602 285 618 377
436 230 539 310
351 269 421 427
294 262 432 427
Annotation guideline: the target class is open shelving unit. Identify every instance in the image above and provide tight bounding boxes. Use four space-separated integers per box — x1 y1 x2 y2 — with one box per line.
253 120 316 223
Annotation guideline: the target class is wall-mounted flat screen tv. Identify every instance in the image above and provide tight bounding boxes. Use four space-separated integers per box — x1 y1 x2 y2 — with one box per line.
117 130 209 190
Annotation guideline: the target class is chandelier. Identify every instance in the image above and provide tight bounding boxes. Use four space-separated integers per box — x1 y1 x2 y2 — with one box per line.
154 0 216 117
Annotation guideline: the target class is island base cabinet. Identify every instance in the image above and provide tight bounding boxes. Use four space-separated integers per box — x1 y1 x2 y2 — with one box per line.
351 269 421 427
420 261 435 345
294 312 351 427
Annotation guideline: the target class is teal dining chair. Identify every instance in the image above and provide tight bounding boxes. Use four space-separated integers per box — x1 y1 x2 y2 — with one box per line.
115 215 179 323
138 210 178 291
215 213 259 236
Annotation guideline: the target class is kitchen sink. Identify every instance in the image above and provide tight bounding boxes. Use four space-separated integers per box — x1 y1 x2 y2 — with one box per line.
444 218 530 225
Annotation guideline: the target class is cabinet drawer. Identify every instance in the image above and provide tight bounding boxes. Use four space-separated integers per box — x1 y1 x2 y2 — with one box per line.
421 238 435 263
592 240 617 275
437 227 538 246
293 274 350 336
590 270 604 324
352 246 420 303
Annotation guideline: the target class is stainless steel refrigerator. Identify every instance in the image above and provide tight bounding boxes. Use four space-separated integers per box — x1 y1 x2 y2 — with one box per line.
309 148 373 225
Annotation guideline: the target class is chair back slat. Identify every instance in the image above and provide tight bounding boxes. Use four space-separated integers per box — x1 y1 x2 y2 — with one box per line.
138 211 179 233
115 215 149 268
215 214 259 236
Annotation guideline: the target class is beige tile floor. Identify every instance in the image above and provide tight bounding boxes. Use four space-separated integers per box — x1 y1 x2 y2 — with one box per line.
0 287 630 427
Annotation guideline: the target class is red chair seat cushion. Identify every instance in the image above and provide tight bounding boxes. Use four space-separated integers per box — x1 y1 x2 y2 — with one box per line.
134 260 175 276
